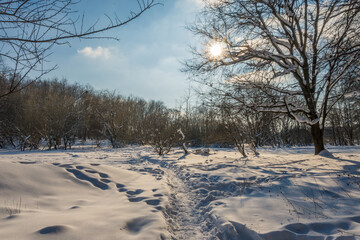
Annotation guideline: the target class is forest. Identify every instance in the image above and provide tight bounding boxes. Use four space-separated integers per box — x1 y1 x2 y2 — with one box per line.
0 75 359 156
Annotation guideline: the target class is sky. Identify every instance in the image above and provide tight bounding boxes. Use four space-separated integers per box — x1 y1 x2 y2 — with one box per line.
45 0 204 107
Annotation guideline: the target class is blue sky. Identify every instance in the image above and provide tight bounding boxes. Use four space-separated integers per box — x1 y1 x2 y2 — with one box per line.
45 0 203 107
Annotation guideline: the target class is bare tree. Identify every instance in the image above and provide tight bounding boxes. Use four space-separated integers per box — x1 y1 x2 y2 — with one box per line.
94 91 127 148
220 102 270 156
0 0 157 99
185 0 360 154
327 82 360 146
141 101 178 155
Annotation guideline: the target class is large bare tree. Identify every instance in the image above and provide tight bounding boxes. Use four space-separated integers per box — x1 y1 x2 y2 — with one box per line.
0 0 157 99
185 0 360 154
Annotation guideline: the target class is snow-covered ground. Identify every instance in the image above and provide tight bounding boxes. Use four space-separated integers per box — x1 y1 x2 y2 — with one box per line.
0 146 359 239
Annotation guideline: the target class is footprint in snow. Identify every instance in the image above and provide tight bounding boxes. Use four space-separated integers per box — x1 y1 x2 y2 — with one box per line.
116 183 128 192
145 199 160 206
66 168 109 190
128 197 148 202
38 225 69 235
127 189 144 196
56 163 74 168
85 169 109 178
124 217 152 233
100 178 111 183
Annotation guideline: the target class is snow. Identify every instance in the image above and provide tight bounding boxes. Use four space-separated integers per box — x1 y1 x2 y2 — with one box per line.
0 146 360 239
344 91 360 99
289 111 320 125
0 150 169 240
177 128 188 153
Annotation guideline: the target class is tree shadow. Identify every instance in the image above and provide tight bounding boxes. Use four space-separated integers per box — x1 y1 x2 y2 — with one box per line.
178 153 190 160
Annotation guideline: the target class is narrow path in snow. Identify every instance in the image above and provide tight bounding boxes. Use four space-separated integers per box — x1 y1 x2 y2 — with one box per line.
119 149 216 239
163 167 216 240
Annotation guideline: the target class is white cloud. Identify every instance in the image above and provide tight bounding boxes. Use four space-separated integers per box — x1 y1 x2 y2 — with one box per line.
192 0 223 7
77 46 111 59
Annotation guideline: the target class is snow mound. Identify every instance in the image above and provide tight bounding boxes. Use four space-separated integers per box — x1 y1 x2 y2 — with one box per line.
317 149 336 158
217 221 263 240
193 148 211 155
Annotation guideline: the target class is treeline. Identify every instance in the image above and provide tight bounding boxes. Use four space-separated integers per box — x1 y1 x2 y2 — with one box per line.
0 77 359 155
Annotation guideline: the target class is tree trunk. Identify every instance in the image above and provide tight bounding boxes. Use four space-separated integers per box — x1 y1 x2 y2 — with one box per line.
311 123 325 155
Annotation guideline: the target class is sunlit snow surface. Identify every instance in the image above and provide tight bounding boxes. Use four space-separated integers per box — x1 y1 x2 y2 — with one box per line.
0 145 359 239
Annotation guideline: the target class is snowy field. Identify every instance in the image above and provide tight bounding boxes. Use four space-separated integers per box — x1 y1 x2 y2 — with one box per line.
0 146 359 240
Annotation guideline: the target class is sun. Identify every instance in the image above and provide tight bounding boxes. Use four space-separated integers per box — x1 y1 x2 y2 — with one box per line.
209 42 224 59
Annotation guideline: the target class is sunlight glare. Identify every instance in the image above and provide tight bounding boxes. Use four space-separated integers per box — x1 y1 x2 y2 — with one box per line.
209 42 224 59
